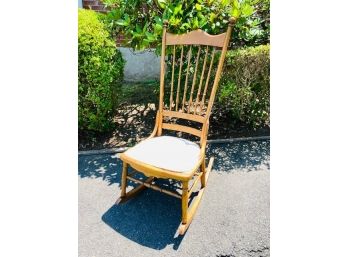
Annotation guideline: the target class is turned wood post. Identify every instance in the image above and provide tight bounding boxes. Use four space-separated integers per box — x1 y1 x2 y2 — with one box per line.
121 161 128 197
181 181 189 224
200 159 207 188
157 20 168 136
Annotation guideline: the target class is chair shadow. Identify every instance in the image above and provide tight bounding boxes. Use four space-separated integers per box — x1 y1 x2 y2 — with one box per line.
78 139 270 250
78 153 185 250
102 189 184 250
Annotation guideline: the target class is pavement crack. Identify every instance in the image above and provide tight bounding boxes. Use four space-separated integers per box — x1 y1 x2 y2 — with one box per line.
248 246 269 253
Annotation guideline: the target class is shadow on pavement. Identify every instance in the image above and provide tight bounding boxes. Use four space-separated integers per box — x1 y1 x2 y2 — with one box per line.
78 140 270 250
78 153 122 185
78 140 270 184
78 153 185 250
207 140 270 172
102 190 184 250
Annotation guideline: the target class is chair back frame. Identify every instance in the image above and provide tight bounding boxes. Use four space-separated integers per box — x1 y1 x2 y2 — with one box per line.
154 18 236 149
118 19 237 235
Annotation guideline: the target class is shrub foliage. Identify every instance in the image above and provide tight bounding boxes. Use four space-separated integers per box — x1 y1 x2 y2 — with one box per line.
78 9 125 132
101 0 270 50
217 44 270 127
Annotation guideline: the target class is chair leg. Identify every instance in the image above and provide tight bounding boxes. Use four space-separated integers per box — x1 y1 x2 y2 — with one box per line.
116 161 154 204
181 181 189 224
178 157 214 235
121 161 128 197
200 158 206 188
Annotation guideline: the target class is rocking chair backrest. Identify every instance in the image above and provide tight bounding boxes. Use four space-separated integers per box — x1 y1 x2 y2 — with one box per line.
157 18 236 143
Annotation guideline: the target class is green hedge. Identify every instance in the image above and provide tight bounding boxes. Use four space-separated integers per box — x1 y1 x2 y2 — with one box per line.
217 44 270 128
101 0 269 51
78 9 125 132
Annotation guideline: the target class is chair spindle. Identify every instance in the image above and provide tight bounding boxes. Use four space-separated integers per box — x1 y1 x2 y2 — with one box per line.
181 45 192 112
194 46 209 114
188 45 201 113
169 45 176 111
201 48 216 111
175 46 184 111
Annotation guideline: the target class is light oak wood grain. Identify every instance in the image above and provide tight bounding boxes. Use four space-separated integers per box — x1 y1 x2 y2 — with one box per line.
118 18 236 235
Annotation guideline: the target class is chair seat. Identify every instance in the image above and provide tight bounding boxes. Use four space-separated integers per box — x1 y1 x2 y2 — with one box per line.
123 136 201 173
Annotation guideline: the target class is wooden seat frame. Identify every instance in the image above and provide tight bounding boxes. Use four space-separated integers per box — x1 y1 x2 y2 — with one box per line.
117 18 236 235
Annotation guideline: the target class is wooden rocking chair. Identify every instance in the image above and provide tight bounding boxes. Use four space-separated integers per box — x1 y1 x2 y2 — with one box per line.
117 18 236 235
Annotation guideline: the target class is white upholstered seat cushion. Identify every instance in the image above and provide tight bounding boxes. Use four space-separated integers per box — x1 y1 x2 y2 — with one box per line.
123 136 201 173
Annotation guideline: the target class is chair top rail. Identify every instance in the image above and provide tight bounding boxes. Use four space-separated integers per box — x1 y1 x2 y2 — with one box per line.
166 29 226 47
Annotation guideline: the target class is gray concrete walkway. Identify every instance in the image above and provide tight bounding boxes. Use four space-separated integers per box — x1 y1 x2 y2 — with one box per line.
78 140 270 257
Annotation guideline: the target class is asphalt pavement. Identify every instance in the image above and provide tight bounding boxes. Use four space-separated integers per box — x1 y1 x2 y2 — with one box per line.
78 140 270 257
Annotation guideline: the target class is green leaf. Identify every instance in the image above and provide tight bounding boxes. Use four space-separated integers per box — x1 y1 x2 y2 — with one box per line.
115 19 127 26
241 3 254 17
107 9 123 20
195 3 202 11
135 24 142 33
180 22 190 30
145 32 156 42
221 0 229 7
154 16 162 25
142 22 149 32
169 16 181 26
199 17 208 28
231 0 241 18
192 17 199 29
232 0 240 10
124 13 130 24
209 13 216 23
156 0 167 9
174 4 182 15
231 11 239 18
132 25 143 38
154 23 162 33
115 13 130 26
